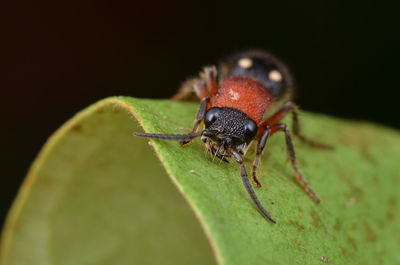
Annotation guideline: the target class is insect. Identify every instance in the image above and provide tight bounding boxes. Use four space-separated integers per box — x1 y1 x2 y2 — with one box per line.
134 50 331 223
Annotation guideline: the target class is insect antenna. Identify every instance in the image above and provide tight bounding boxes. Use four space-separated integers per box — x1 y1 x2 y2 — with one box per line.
231 149 276 223
133 131 203 141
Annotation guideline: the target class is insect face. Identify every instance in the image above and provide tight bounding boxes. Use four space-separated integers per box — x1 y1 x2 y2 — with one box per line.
202 107 258 158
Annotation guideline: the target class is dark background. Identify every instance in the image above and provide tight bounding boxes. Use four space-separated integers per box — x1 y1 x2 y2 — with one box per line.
1 1 399 228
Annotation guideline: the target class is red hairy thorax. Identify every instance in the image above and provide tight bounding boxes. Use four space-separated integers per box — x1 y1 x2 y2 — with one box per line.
210 76 274 124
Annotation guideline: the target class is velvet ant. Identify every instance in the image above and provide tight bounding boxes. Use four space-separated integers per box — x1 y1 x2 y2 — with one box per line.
134 50 331 223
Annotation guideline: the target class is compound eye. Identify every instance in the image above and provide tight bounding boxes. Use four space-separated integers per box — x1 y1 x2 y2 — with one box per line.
204 107 221 128
244 119 258 143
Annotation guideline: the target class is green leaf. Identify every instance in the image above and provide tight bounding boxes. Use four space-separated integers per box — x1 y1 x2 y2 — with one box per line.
1 97 400 265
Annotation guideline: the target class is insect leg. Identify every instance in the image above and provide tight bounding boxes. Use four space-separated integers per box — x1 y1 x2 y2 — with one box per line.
172 78 208 101
180 96 209 146
172 66 218 101
231 149 276 223
290 104 333 149
271 123 320 204
200 66 218 98
250 125 271 188
263 102 332 149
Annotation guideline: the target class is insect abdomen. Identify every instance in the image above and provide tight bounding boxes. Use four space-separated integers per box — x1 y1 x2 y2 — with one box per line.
219 50 294 102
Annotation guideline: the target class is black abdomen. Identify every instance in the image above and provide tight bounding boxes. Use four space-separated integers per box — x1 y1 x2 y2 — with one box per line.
219 50 294 101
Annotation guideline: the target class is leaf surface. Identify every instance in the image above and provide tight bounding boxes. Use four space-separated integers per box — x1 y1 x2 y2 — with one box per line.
1 97 399 265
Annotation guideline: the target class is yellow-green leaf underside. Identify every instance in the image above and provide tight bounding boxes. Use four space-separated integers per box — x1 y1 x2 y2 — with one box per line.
1 97 399 265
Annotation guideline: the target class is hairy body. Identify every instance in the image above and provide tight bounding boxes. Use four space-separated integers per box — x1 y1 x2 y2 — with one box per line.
135 50 331 223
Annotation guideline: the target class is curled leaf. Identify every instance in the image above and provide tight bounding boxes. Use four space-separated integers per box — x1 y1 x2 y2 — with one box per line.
1 97 399 265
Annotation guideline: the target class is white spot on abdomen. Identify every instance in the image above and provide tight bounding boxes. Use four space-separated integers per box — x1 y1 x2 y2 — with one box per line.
238 58 253 69
269 70 282 82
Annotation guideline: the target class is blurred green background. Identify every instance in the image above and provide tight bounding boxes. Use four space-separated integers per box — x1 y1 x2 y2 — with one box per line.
1 0 398 229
